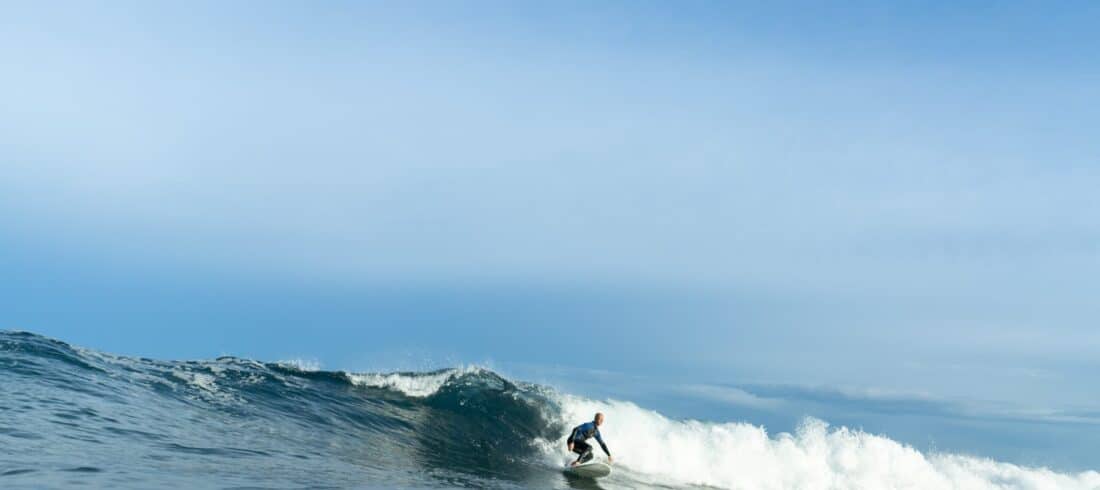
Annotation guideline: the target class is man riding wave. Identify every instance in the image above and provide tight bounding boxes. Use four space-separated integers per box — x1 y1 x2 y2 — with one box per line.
567 412 612 466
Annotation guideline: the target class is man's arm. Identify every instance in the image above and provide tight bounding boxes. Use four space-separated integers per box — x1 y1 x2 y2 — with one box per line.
595 431 611 459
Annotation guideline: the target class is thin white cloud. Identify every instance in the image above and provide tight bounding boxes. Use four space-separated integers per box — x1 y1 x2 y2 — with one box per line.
679 384 785 410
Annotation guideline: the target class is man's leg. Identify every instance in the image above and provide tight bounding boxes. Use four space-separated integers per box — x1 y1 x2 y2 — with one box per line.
572 440 591 465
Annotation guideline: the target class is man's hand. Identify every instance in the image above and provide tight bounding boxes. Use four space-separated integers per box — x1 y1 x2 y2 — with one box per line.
567 442 573 452
607 456 614 464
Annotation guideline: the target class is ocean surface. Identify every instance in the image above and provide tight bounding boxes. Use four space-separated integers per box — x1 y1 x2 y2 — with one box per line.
2 330 1099 489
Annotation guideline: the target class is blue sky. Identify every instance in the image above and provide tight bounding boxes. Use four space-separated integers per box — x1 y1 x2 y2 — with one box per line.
3 0 1100 442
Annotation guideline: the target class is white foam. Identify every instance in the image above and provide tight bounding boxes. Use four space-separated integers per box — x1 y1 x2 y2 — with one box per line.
276 358 322 372
539 394 1100 490
168 367 247 404
346 366 483 398
172 369 218 393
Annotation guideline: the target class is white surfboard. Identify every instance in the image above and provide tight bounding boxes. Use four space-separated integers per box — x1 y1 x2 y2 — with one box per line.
564 460 612 478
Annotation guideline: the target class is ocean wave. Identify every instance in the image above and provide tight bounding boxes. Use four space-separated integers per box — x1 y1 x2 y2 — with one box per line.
2 331 1098 489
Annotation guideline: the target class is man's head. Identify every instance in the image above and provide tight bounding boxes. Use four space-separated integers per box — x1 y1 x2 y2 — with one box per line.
594 412 605 426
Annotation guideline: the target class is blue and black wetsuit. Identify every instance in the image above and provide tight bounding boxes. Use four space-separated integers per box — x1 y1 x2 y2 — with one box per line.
567 421 610 464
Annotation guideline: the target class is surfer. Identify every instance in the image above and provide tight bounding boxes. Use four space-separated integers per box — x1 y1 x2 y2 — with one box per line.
567 412 612 466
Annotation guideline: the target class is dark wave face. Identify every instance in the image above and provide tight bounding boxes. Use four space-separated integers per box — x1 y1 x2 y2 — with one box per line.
0 331 588 489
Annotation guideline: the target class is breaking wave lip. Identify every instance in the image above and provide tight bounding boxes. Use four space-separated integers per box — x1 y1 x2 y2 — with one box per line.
274 358 322 372
5 331 1100 490
346 365 490 398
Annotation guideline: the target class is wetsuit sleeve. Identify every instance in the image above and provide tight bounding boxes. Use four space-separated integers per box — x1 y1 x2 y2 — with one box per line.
595 430 610 456
567 426 578 442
